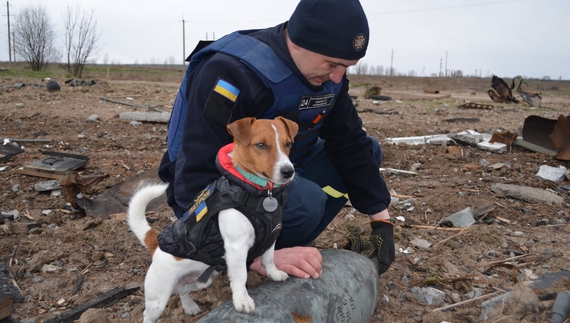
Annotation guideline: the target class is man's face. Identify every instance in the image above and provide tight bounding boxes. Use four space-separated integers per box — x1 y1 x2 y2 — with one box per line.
289 41 360 86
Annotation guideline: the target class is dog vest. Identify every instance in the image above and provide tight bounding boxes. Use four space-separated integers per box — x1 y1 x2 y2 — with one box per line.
166 30 344 170
158 143 287 272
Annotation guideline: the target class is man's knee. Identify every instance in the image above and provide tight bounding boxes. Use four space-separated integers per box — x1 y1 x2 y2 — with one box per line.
369 136 383 167
278 180 327 247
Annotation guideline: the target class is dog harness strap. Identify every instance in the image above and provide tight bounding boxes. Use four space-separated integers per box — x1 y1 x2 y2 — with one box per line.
197 266 217 283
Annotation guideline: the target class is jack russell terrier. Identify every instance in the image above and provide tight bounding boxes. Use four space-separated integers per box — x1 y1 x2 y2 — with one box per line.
128 117 299 323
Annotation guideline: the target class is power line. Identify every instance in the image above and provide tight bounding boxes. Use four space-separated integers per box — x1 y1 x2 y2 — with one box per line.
365 0 532 15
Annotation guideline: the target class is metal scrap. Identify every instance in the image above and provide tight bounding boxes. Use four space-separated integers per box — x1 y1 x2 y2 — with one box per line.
489 130 518 150
487 75 541 107
60 172 110 208
458 102 494 110
512 75 542 107
520 115 570 160
488 76 519 104
549 115 570 160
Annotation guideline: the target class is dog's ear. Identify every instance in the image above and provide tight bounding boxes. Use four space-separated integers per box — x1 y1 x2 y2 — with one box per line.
227 118 255 145
276 117 299 141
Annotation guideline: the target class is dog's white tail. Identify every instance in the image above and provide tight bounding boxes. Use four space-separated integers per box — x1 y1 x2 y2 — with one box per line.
127 183 169 251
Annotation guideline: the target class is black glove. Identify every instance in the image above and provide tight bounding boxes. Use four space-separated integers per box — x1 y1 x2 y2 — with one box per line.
343 220 395 275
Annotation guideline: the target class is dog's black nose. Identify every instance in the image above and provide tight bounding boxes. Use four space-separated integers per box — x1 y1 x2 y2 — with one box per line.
281 166 294 179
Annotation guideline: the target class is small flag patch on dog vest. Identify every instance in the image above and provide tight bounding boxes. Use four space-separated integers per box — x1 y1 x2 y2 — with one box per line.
214 79 240 102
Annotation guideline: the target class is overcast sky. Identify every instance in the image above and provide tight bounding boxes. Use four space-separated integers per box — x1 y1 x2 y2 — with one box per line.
1 0 568 80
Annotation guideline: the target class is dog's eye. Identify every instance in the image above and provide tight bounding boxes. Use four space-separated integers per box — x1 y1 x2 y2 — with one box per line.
255 143 267 150
285 142 293 149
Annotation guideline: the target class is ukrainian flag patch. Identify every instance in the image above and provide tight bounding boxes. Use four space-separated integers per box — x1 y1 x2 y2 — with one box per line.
195 202 208 222
214 79 240 102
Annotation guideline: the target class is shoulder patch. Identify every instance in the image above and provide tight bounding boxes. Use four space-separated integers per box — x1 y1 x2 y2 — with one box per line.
214 78 240 102
203 78 240 125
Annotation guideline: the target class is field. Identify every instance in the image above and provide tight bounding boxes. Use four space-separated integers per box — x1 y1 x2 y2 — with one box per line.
1 64 570 323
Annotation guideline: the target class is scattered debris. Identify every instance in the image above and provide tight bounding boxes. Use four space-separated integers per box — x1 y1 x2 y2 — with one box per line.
65 78 97 87
16 152 89 180
423 88 440 94
41 287 139 323
512 75 542 107
380 168 418 176
519 115 570 159
357 108 399 115
442 207 475 227
46 80 61 92
0 83 45 91
488 75 519 104
457 102 494 110
0 291 13 320
73 169 167 219
60 172 110 208
364 86 381 98
442 117 480 123
412 287 445 306
384 134 453 146
0 139 24 162
535 165 567 183
487 75 542 107
549 291 570 323
119 111 170 123
363 86 391 100
34 180 61 192
489 130 518 149
0 258 25 303
448 130 483 146
490 183 564 205
549 115 570 159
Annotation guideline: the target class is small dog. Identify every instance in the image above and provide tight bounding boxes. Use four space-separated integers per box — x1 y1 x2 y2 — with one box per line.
128 117 299 323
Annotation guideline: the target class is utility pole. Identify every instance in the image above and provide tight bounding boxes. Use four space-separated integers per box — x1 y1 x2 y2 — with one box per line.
389 49 394 76
439 57 442 77
5 1 12 63
181 15 186 65
445 51 448 77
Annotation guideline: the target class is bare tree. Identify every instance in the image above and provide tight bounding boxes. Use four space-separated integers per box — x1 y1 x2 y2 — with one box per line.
13 5 57 71
63 5 101 78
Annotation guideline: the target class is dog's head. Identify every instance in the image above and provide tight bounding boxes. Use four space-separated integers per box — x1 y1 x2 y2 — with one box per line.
227 117 299 185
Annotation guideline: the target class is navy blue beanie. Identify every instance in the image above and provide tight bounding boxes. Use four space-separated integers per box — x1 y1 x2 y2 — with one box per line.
288 0 369 60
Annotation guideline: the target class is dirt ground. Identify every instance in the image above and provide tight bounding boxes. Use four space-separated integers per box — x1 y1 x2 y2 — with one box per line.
2 74 570 323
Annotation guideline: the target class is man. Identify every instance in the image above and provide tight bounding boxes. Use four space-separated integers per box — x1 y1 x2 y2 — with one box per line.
159 0 395 279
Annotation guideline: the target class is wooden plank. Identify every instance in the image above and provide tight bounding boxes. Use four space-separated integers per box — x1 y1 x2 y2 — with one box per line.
0 291 13 319
12 168 66 180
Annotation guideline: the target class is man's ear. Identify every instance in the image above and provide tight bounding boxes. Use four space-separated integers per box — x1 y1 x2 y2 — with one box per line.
227 118 256 145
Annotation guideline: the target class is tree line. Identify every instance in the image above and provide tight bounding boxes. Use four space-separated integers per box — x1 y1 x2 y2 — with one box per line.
11 4 100 78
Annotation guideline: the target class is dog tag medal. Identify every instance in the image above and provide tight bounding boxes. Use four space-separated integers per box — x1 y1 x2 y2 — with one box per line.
263 197 278 212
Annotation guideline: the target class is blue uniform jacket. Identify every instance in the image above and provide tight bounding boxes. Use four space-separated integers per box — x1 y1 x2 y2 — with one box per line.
158 22 390 217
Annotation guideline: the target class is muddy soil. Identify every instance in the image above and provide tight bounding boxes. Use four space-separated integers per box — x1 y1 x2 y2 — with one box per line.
1 75 570 323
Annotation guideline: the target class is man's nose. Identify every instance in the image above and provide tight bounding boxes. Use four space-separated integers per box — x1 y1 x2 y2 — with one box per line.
329 66 347 84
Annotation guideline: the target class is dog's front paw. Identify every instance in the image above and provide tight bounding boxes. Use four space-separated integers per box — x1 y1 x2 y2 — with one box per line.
233 294 255 313
267 267 289 282
180 294 201 315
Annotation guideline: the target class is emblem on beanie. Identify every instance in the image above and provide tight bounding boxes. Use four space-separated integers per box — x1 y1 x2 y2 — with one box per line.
353 33 366 52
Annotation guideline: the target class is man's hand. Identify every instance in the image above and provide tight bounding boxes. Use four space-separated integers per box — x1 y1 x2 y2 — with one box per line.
250 246 323 279
370 220 395 274
343 220 395 275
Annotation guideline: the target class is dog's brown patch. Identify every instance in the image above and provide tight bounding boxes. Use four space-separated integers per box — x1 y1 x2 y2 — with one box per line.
144 229 159 256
